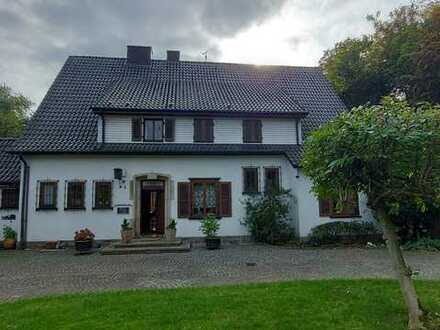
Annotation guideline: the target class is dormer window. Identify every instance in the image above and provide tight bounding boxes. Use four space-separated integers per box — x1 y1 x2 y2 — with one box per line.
131 117 175 142
144 119 163 142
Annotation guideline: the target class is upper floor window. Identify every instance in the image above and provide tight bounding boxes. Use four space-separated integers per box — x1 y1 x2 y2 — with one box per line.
144 119 163 142
37 181 58 210
319 194 360 218
194 119 214 142
65 181 86 210
243 120 262 143
243 167 259 194
264 167 280 194
1 186 19 209
131 117 175 142
93 181 113 209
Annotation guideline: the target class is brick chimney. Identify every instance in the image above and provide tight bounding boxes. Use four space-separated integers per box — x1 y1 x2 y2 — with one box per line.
127 45 152 64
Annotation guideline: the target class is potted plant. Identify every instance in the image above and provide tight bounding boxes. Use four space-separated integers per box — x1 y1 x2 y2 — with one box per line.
165 218 177 241
74 228 95 252
120 218 134 243
200 213 221 250
2 226 17 250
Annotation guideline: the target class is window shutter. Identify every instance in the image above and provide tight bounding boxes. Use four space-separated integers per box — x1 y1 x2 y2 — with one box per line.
207 119 214 142
219 182 232 217
194 119 201 142
256 120 262 143
132 117 142 141
177 182 191 218
319 198 332 217
164 118 175 142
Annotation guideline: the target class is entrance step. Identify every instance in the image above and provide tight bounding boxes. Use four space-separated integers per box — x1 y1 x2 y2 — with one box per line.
100 243 190 255
113 239 183 248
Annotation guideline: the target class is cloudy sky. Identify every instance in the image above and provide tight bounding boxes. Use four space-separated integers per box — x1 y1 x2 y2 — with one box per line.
1 0 409 109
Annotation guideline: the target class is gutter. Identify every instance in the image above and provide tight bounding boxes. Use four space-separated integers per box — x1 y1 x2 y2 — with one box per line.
18 155 30 249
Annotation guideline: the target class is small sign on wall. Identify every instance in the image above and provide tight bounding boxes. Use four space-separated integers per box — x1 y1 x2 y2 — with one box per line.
117 207 130 215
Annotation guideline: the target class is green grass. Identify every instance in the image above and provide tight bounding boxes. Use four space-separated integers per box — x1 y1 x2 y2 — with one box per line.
1 280 439 329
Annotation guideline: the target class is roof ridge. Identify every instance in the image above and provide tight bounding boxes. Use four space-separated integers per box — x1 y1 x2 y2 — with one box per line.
68 55 320 70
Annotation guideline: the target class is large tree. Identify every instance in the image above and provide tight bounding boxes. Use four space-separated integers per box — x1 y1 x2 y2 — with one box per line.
302 97 440 329
320 1 440 107
0 85 32 137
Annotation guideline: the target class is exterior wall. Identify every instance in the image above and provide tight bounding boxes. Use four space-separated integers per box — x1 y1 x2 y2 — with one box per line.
292 169 375 237
24 155 297 242
103 115 299 144
23 155 375 242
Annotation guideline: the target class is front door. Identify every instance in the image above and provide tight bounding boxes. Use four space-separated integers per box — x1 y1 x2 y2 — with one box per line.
140 180 165 235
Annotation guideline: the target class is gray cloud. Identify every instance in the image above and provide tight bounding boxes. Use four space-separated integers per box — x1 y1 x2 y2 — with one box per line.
0 0 287 108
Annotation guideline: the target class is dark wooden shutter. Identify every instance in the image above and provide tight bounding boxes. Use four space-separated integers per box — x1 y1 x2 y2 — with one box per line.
319 198 332 217
256 120 262 142
132 117 142 141
194 119 213 142
164 118 175 142
177 182 191 218
219 182 232 217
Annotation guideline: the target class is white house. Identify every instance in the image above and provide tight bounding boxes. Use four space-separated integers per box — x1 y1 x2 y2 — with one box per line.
8 46 373 246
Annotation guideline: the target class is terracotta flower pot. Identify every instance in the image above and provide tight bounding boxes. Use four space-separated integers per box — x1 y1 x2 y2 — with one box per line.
3 239 16 250
121 229 134 243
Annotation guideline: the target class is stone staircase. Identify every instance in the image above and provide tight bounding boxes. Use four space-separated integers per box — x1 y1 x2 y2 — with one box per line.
100 236 191 255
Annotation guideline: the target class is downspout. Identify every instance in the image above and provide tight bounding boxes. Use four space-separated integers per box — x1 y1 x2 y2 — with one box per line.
18 155 30 249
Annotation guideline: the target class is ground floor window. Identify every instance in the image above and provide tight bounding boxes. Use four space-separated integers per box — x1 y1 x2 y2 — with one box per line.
37 181 58 210
178 179 232 219
191 179 218 218
93 181 112 209
264 167 281 194
1 186 19 209
65 181 86 210
242 167 259 194
319 193 360 218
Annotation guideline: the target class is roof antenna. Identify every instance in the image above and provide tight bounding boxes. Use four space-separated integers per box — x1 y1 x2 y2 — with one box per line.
201 50 208 62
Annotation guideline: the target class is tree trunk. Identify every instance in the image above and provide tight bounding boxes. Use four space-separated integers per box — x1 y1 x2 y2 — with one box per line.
379 210 425 330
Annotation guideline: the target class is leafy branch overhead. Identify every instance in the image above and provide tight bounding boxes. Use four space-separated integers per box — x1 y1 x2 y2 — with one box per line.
320 2 440 107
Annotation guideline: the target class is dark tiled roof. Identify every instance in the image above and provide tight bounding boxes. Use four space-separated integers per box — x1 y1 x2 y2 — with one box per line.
14 56 345 153
0 139 20 184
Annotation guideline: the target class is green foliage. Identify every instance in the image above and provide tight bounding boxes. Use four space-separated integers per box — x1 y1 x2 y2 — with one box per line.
307 221 382 246
242 189 295 244
320 2 440 106
0 85 32 137
199 213 220 238
301 97 440 225
167 218 177 230
402 238 440 251
2 225 17 240
121 219 132 231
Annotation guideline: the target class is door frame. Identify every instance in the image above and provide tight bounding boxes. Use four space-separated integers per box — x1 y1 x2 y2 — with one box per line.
133 173 171 237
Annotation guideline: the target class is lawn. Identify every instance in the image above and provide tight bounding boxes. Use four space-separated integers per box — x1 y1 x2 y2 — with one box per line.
1 280 439 330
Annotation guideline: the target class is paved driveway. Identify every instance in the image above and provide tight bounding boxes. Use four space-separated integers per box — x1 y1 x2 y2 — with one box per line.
1 245 439 301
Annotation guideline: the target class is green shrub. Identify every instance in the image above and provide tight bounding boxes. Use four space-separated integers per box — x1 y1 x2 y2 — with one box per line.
308 221 381 246
242 189 295 244
402 238 440 252
200 213 220 238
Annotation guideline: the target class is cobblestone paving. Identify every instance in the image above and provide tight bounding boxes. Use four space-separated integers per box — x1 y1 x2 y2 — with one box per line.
1 245 439 301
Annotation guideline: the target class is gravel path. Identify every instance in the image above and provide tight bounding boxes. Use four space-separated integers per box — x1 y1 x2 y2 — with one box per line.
0 245 439 301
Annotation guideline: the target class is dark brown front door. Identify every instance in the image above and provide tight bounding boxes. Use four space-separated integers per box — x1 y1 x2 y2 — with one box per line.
140 180 165 235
